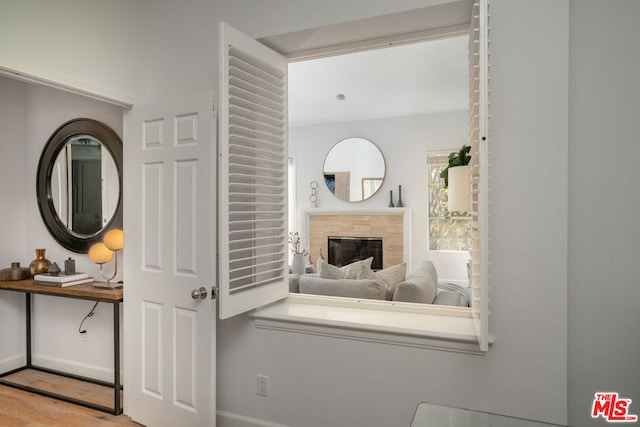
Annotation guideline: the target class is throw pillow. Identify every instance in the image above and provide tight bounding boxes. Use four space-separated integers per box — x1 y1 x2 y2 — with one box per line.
391 260 439 304
412 260 438 284
299 276 386 300
393 272 438 304
358 263 407 300
318 257 373 280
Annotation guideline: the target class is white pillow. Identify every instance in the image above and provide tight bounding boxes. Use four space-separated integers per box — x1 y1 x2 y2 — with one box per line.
318 257 373 280
358 263 407 300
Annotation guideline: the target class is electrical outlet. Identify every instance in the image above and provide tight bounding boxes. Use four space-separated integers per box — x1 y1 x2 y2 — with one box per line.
81 331 89 342
257 374 269 397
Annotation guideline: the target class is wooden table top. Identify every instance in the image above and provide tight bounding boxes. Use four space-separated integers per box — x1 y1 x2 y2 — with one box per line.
0 279 123 302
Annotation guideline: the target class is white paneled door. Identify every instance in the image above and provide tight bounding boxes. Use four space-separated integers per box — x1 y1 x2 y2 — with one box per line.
124 91 216 427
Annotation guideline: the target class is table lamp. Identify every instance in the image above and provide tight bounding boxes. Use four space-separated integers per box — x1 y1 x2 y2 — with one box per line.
89 228 124 288
447 166 470 213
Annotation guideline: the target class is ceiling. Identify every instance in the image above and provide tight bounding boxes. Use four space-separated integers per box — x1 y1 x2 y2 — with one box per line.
288 34 470 127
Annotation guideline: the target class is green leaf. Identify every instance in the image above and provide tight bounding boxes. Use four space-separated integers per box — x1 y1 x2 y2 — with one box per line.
441 144 471 187
440 168 449 187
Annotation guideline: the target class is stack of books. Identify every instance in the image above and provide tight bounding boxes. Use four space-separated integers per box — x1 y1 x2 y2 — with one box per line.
33 272 93 287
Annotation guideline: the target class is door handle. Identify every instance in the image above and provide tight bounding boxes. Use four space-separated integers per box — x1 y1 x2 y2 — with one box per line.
191 287 208 300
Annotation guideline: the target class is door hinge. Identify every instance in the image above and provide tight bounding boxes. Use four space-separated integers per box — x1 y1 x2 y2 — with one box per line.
211 286 218 300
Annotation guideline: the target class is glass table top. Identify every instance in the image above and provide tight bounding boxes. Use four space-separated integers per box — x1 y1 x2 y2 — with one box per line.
411 403 565 427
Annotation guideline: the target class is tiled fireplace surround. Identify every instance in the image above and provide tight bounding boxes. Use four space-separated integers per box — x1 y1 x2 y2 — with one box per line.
302 208 410 270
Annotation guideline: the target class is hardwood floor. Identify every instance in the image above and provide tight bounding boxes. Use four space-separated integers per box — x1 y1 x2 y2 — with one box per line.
0 373 143 427
2 369 123 410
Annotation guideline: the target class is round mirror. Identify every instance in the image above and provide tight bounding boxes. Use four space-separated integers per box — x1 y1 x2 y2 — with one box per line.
323 137 386 202
36 118 123 253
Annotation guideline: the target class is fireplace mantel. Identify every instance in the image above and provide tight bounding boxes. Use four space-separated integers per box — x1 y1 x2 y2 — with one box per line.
299 208 411 270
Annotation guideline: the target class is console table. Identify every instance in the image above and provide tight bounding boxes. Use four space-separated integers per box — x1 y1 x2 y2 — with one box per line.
0 279 123 415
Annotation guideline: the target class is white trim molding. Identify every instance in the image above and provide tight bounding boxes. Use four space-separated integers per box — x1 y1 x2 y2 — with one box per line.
254 294 488 355
217 411 292 427
0 354 24 374
0 56 137 108
31 354 119 384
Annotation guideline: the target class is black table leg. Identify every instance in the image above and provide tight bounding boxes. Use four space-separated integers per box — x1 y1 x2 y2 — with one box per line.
26 293 31 367
114 300 122 414
1 285 123 415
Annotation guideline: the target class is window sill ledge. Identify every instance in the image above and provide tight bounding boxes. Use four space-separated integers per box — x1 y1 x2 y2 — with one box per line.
253 294 487 355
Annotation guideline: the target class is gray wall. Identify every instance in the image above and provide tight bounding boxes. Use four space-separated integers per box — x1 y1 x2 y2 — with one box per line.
0 77 29 368
218 0 570 425
0 0 146 101
144 0 458 100
289 112 470 279
2 1 639 426
0 77 124 381
568 1 640 425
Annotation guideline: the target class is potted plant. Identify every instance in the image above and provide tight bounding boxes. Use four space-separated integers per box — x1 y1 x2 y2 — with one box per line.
440 145 471 212
439 145 471 187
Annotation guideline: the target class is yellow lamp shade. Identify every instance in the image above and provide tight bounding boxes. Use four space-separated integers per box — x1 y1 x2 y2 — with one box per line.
89 242 114 264
104 229 124 251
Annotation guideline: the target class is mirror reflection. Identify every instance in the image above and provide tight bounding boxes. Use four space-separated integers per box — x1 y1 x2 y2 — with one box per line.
51 136 119 236
37 118 123 253
323 137 385 202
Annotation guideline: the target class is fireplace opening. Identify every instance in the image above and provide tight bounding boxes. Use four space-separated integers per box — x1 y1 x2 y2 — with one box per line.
328 236 383 270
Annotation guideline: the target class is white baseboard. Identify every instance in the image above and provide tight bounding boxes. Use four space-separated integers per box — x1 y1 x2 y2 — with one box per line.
0 354 25 373
31 354 121 383
217 411 291 427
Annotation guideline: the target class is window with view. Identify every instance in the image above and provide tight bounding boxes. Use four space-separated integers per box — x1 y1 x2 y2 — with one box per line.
427 151 472 251
223 0 490 352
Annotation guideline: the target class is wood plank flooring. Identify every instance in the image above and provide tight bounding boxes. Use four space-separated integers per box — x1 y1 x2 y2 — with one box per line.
0 370 143 427
2 369 122 410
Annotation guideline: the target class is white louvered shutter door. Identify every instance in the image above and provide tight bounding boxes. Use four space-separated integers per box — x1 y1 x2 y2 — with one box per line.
218 22 290 319
469 0 490 351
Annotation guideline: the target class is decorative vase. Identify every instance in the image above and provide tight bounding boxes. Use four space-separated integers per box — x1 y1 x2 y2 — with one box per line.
397 185 404 207
292 253 306 275
0 262 31 281
29 248 52 277
65 257 76 275
388 190 395 207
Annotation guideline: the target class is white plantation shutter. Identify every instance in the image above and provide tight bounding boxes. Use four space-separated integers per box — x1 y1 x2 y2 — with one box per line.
468 0 490 351
219 22 290 319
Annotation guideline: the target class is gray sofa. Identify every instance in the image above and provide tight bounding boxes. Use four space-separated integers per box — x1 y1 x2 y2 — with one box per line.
289 260 469 307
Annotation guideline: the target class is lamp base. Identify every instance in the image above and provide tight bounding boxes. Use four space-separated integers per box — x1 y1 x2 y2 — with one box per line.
92 281 123 289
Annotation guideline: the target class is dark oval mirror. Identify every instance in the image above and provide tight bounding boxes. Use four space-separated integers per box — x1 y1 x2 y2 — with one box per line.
323 137 386 202
36 118 123 253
